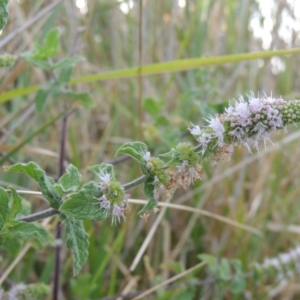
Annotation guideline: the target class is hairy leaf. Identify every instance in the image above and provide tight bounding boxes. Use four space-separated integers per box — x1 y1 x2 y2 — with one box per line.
60 182 106 220
4 220 54 245
115 141 148 164
8 162 61 208
9 187 22 219
0 187 10 228
57 164 81 193
64 216 89 276
139 177 157 214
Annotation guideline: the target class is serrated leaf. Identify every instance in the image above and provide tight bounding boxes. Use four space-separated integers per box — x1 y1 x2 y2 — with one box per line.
35 88 50 113
0 187 10 228
139 177 157 214
115 141 148 164
65 92 95 108
198 254 218 268
89 164 115 180
60 182 106 220
64 216 89 276
8 162 61 208
57 164 81 193
5 220 54 245
9 187 22 219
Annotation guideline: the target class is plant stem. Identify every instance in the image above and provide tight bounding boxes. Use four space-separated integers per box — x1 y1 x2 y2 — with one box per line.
17 208 59 222
53 110 69 300
16 175 148 223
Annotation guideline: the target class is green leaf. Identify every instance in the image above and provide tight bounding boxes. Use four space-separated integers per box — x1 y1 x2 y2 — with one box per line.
89 164 115 180
57 67 73 84
35 88 50 113
34 28 60 60
8 162 61 208
57 164 81 193
0 187 10 228
60 182 106 220
64 216 89 276
219 258 231 281
139 177 157 214
9 187 22 219
0 0 9 31
4 220 54 245
64 92 95 109
52 56 85 70
143 98 165 116
115 141 148 164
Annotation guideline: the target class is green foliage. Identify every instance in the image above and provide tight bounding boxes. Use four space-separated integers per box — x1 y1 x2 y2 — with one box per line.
64 216 89 276
0 187 10 228
8 162 61 208
9 187 23 219
2 220 54 245
0 283 50 300
143 98 165 116
0 0 9 31
60 182 106 220
89 163 115 179
139 176 157 213
115 141 148 164
56 164 81 193
21 28 93 112
22 28 60 66
198 254 247 296
0 54 16 67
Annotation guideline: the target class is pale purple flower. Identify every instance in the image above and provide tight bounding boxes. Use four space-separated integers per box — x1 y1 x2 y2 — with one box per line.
98 172 111 190
98 195 111 217
249 97 264 113
197 133 212 149
177 160 189 172
252 122 267 135
207 117 225 146
112 204 126 224
189 124 202 136
230 127 245 139
267 108 279 119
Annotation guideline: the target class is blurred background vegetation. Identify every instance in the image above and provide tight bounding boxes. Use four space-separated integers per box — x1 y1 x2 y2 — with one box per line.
1 0 300 299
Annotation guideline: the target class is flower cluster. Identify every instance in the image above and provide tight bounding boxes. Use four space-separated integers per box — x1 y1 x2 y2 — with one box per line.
96 172 130 225
166 143 202 195
190 94 300 157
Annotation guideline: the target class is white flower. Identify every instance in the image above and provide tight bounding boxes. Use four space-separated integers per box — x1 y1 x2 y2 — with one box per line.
197 133 212 149
189 124 202 136
143 151 151 161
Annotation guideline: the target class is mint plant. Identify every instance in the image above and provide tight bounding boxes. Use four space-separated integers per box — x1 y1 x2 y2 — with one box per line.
2 93 300 278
